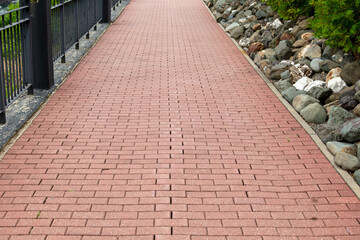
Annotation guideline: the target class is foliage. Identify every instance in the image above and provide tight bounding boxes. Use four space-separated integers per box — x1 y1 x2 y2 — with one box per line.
262 0 313 20
310 0 360 53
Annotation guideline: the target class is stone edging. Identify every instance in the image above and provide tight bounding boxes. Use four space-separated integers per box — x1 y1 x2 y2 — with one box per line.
202 0 360 199
0 1 130 159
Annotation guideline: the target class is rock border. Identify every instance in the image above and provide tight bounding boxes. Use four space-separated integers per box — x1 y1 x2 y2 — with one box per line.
202 0 360 199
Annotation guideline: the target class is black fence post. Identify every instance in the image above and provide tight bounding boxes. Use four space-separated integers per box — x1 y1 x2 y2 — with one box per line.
30 0 54 89
102 0 111 23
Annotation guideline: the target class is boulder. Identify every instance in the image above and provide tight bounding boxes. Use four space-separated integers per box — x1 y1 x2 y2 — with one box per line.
307 87 333 104
281 87 306 103
298 19 310 29
301 32 314 41
319 60 340 72
353 104 360 117
327 77 347 93
292 94 319 112
275 40 292 60
355 81 360 91
326 67 342 83
230 26 245 39
268 36 280 48
334 152 360 171
311 123 343 143
323 45 337 59
326 141 357 156
225 22 239 32
255 9 267 19
274 80 292 93
300 103 327 124
354 169 360 186
249 30 262 43
341 118 360 142
280 32 295 42
304 80 326 92
266 62 292 80
339 86 356 99
310 58 323 73
290 64 312 83
270 18 283 29
239 38 251 47
298 44 321 60
328 106 357 125
339 96 359 111
331 51 344 64
292 39 308 48
355 91 360 102
340 62 360 86
293 76 313 91
281 70 290 80
263 48 277 61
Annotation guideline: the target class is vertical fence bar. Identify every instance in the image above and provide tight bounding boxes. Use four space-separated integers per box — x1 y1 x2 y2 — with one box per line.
75 0 80 49
60 0 66 63
0 32 6 124
21 0 33 94
31 0 54 89
86 0 90 39
102 0 111 23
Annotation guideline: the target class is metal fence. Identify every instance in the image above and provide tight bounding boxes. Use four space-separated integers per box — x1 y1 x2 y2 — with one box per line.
0 0 32 124
0 0 123 124
51 0 103 62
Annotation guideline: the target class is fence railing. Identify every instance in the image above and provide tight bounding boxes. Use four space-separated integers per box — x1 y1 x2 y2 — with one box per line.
0 0 123 124
0 0 32 124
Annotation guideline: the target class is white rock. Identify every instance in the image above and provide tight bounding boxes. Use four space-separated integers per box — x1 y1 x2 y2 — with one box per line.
326 67 342 83
293 77 313 91
304 80 326 92
226 22 240 32
238 18 247 24
327 77 348 93
239 38 250 47
270 18 283 29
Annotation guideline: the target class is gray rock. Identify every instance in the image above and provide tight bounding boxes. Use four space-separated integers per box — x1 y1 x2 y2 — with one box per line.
274 80 292 93
230 26 245 39
244 10 252 17
339 96 359 110
281 70 290 80
323 45 337 59
292 94 319 112
255 9 267 19
281 87 306 103
357 142 360 159
339 88 356 99
304 44 322 60
275 40 292 60
291 25 301 36
292 39 308 48
354 169 360 186
341 62 360 86
312 72 327 81
244 28 254 38
300 103 327 124
260 31 273 48
268 36 280 48
328 106 356 125
356 81 360 92
263 48 277 62
310 58 323 73
341 118 360 142
307 87 333 104
311 123 343 143
267 62 291 80
355 91 360 102
334 152 360 171
319 60 341 72
326 141 357 156
331 51 344 63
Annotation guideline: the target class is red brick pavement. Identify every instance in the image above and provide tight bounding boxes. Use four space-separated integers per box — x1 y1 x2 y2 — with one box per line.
0 0 359 239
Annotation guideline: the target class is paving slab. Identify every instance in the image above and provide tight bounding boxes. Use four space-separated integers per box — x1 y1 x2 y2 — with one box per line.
0 0 359 239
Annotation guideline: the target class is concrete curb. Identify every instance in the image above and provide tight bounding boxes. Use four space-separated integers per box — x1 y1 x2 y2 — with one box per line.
0 1 130 160
202 1 360 199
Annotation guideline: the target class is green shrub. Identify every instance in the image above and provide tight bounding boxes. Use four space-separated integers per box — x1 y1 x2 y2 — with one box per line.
262 0 313 20
310 0 360 53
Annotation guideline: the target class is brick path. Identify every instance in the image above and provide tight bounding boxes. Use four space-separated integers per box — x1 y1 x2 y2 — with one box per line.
0 0 359 239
